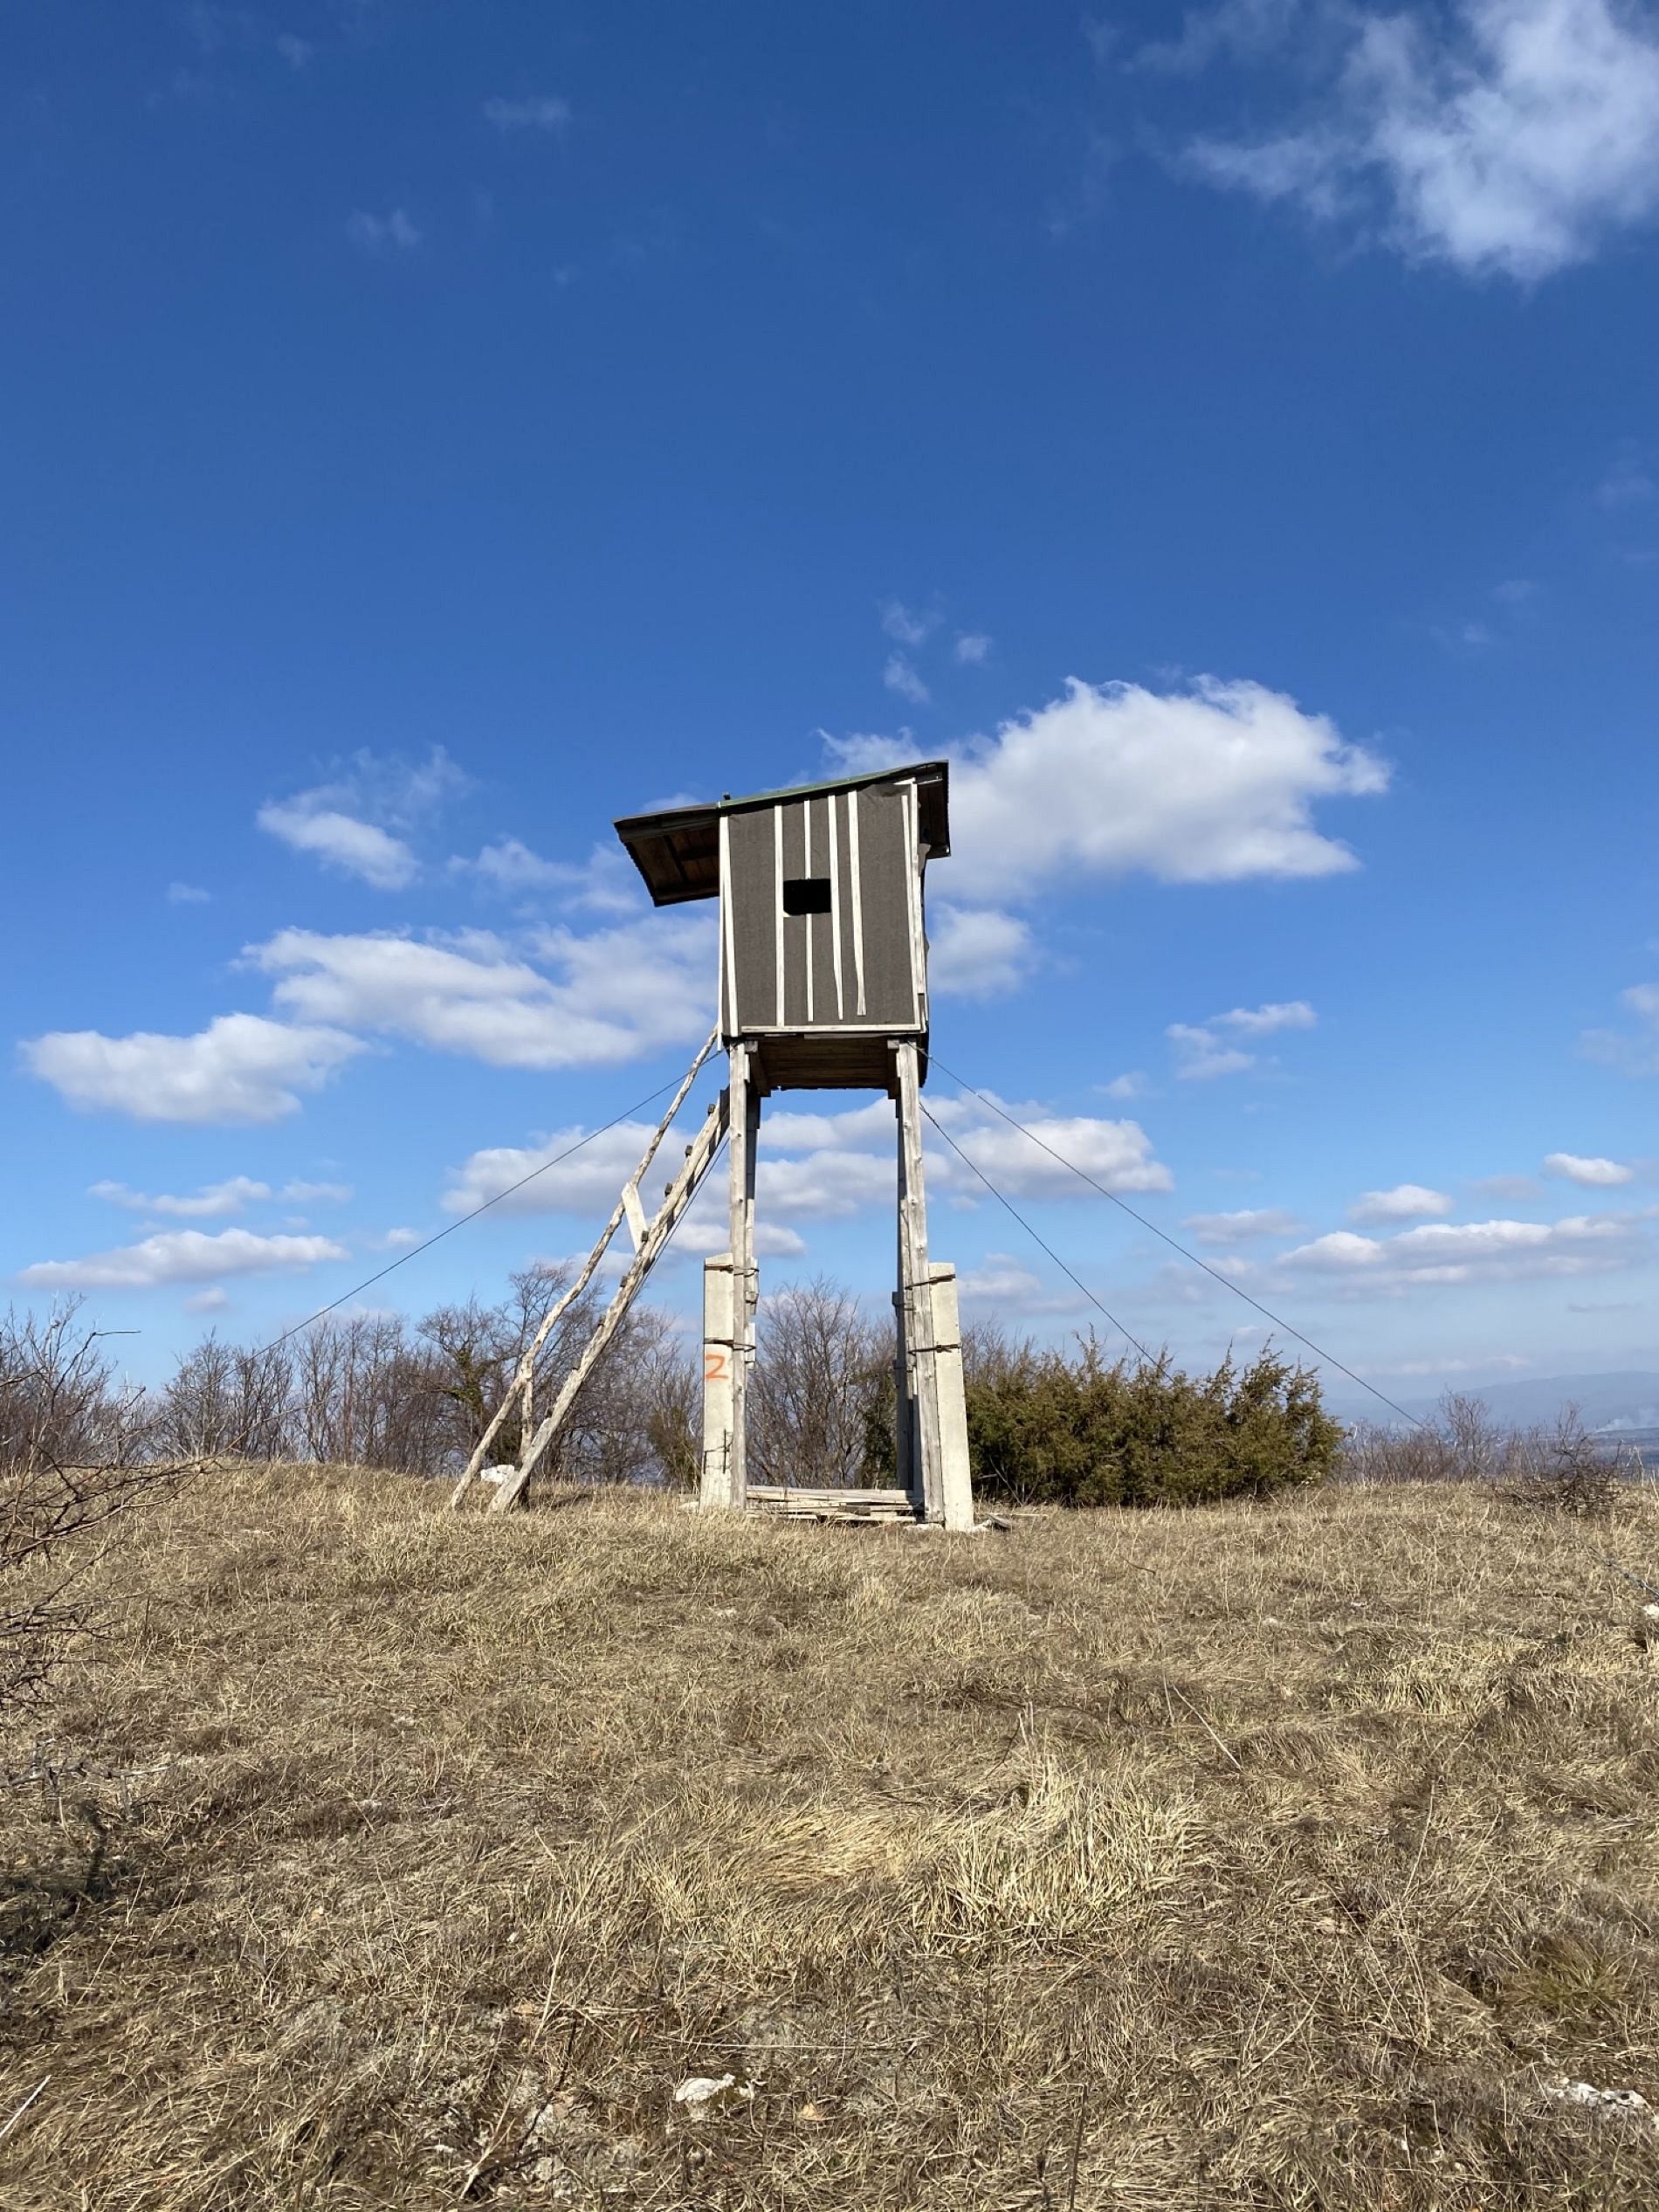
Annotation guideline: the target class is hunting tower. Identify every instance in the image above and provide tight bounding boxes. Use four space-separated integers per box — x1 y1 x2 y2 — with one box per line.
452 761 974 1531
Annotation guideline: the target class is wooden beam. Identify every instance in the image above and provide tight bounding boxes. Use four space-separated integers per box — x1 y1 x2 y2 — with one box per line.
724 1042 759 1510
894 1039 945 1522
449 1027 718 1509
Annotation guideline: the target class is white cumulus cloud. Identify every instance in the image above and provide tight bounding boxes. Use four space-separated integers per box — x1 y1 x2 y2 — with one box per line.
19 1228 347 1291
1187 0 1659 280
21 1014 365 1124
1348 1182 1456 1222
1283 1211 1644 1287
444 1088 1169 1237
1543 1150 1635 1185
835 678 1385 903
247 910 714 1070
926 904 1036 998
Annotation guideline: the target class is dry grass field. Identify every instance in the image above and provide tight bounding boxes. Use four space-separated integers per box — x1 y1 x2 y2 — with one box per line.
3 1468 1659 2209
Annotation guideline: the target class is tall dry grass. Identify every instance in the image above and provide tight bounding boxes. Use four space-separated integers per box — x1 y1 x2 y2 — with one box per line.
3 1469 1658 2208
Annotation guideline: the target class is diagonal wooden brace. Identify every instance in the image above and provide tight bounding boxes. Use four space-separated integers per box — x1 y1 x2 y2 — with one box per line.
489 1086 732 1512
449 1029 717 1510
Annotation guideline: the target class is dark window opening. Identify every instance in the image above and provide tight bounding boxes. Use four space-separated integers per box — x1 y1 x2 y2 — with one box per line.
782 877 833 916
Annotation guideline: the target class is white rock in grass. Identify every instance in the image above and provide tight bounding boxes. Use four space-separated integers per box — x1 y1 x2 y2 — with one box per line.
478 1464 516 1486
1545 2078 1658 2128
672 2073 754 2122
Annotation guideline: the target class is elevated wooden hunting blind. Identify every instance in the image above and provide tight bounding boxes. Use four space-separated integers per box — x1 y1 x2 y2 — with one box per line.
451 760 974 1532
616 762 948 1095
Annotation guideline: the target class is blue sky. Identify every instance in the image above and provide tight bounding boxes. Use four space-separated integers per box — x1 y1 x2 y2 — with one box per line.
5 0 1659 1403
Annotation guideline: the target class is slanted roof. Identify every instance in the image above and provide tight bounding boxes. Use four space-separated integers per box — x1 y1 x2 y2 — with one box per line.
614 760 950 907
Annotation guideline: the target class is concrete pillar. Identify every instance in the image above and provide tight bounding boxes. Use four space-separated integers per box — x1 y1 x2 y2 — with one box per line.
927 1262 975 1532
701 1254 736 1508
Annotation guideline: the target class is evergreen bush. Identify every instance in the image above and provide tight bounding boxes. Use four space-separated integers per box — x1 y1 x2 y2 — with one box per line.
963 1336 1339 1506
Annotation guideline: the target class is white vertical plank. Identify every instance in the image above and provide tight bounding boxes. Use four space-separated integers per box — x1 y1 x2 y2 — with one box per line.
726 1041 756 1508
828 791 844 1019
847 788 866 1016
803 797 815 1024
772 805 785 1028
719 814 736 1037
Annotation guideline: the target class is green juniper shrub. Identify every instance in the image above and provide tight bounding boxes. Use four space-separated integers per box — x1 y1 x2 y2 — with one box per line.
962 1335 1340 1506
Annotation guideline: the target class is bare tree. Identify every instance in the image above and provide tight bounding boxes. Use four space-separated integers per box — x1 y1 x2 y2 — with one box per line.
749 1277 890 1489
0 1303 175 1732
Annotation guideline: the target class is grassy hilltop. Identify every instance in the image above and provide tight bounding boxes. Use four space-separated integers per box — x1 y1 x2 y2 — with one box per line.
3 1469 1659 2209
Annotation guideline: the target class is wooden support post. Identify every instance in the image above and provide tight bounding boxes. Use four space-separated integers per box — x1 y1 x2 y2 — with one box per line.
701 1254 737 1508
927 1261 975 1533
892 1283 914 1503
489 1086 730 1513
724 1042 760 1509
894 1039 948 1524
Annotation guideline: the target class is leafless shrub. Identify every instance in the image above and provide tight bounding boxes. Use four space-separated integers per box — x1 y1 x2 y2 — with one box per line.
1343 1391 1629 1516
0 1303 173 1731
1501 1407 1624 1519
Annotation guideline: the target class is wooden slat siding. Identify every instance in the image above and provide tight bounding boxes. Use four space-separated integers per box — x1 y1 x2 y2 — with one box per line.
857 786 919 1030
772 803 785 1030
489 1088 731 1513
903 780 927 1035
726 807 776 1035
847 786 866 1016
449 1027 719 1508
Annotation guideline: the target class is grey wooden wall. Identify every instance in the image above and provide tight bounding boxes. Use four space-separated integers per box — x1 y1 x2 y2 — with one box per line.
720 779 925 1037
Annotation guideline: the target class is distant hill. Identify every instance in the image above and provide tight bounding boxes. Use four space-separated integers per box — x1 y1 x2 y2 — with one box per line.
1329 1371 1659 1434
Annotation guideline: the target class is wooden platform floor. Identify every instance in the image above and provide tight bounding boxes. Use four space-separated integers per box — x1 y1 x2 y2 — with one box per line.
744 1485 921 1524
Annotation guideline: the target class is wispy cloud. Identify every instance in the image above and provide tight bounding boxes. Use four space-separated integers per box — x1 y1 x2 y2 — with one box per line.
1185 0 1659 280
91 1175 272 1219
1167 998 1317 1079
483 95 572 134
258 747 466 889
1597 445 1656 506
882 652 931 706
953 632 992 665
346 208 422 254
166 880 211 905
878 599 940 646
